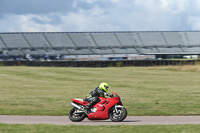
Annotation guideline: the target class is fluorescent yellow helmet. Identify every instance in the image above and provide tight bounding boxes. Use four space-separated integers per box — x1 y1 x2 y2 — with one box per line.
99 82 109 93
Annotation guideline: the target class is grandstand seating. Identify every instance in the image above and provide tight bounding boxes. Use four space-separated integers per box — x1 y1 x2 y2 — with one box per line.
112 48 138 54
67 33 96 48
139 47 159 54
0 38 6 49
45 33 75 48
183 47 200 53
138 32 166 47
24 34 50 48
1 34 30 48
91 48 113 54
185 32 200 46
91 33 121 47
161 32 183 46
158 47 183 53
67 48 93 55
51 49 69 55
22 49 46 56
7 49 24 56
114 33 142 47
0 31 200 60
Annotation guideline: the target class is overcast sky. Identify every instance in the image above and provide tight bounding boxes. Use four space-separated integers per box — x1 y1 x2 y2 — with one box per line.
0 0 200 32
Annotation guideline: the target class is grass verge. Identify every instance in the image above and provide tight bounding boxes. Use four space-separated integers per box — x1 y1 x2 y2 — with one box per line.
0 66 200 116
0 124 200 133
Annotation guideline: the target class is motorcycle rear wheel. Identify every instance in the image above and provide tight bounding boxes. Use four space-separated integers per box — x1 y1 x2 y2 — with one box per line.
69 107 86 122
109 107 127 122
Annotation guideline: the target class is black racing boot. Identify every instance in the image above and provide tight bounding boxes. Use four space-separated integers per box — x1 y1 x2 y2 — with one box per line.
83 105 91 114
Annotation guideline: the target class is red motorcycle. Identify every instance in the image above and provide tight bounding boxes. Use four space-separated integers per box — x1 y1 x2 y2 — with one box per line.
69 92 127 122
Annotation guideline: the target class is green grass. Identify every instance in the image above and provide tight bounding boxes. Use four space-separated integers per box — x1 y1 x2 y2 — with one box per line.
0 66 200 116
0 124 200 133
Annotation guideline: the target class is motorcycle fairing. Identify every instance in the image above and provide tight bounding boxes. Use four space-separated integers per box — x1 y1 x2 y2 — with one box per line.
87 96 120 120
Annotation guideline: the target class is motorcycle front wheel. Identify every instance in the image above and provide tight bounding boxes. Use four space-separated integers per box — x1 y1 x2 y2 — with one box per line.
109 107 127 122
69 107 86 122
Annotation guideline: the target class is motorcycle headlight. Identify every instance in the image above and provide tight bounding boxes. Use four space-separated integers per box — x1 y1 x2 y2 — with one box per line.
91 107 97 113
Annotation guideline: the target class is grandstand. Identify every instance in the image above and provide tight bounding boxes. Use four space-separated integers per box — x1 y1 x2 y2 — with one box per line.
0 31 200 60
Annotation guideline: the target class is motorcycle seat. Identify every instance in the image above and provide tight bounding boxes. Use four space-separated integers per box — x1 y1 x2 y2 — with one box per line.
72 98 88 104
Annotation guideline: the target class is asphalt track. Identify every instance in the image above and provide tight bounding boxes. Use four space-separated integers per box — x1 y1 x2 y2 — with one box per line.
0 115 200 125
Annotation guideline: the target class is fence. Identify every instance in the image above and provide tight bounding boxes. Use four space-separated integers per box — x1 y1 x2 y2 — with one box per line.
0 60 198 67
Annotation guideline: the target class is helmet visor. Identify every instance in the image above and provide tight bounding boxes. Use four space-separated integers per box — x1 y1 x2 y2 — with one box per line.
104 85 109 91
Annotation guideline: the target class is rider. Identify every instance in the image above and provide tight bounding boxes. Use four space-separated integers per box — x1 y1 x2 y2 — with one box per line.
84 82 114 112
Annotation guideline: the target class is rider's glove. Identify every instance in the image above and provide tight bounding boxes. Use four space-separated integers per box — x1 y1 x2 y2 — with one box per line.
110 94 114 97
105 93 114 97
105 92 111 97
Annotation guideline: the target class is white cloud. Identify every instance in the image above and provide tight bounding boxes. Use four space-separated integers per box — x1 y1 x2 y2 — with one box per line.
81 5 105 16
82 0 101 4
0 0 196 32
159 0 189 14
194 0 200 10
188 16 200 30
59 6 120 31
109 0 121 3
0 14 62 32
134 0 188 14
72 1 77 8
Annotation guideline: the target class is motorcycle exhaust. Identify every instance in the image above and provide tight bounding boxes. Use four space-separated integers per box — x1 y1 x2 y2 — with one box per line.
70 102 82 110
